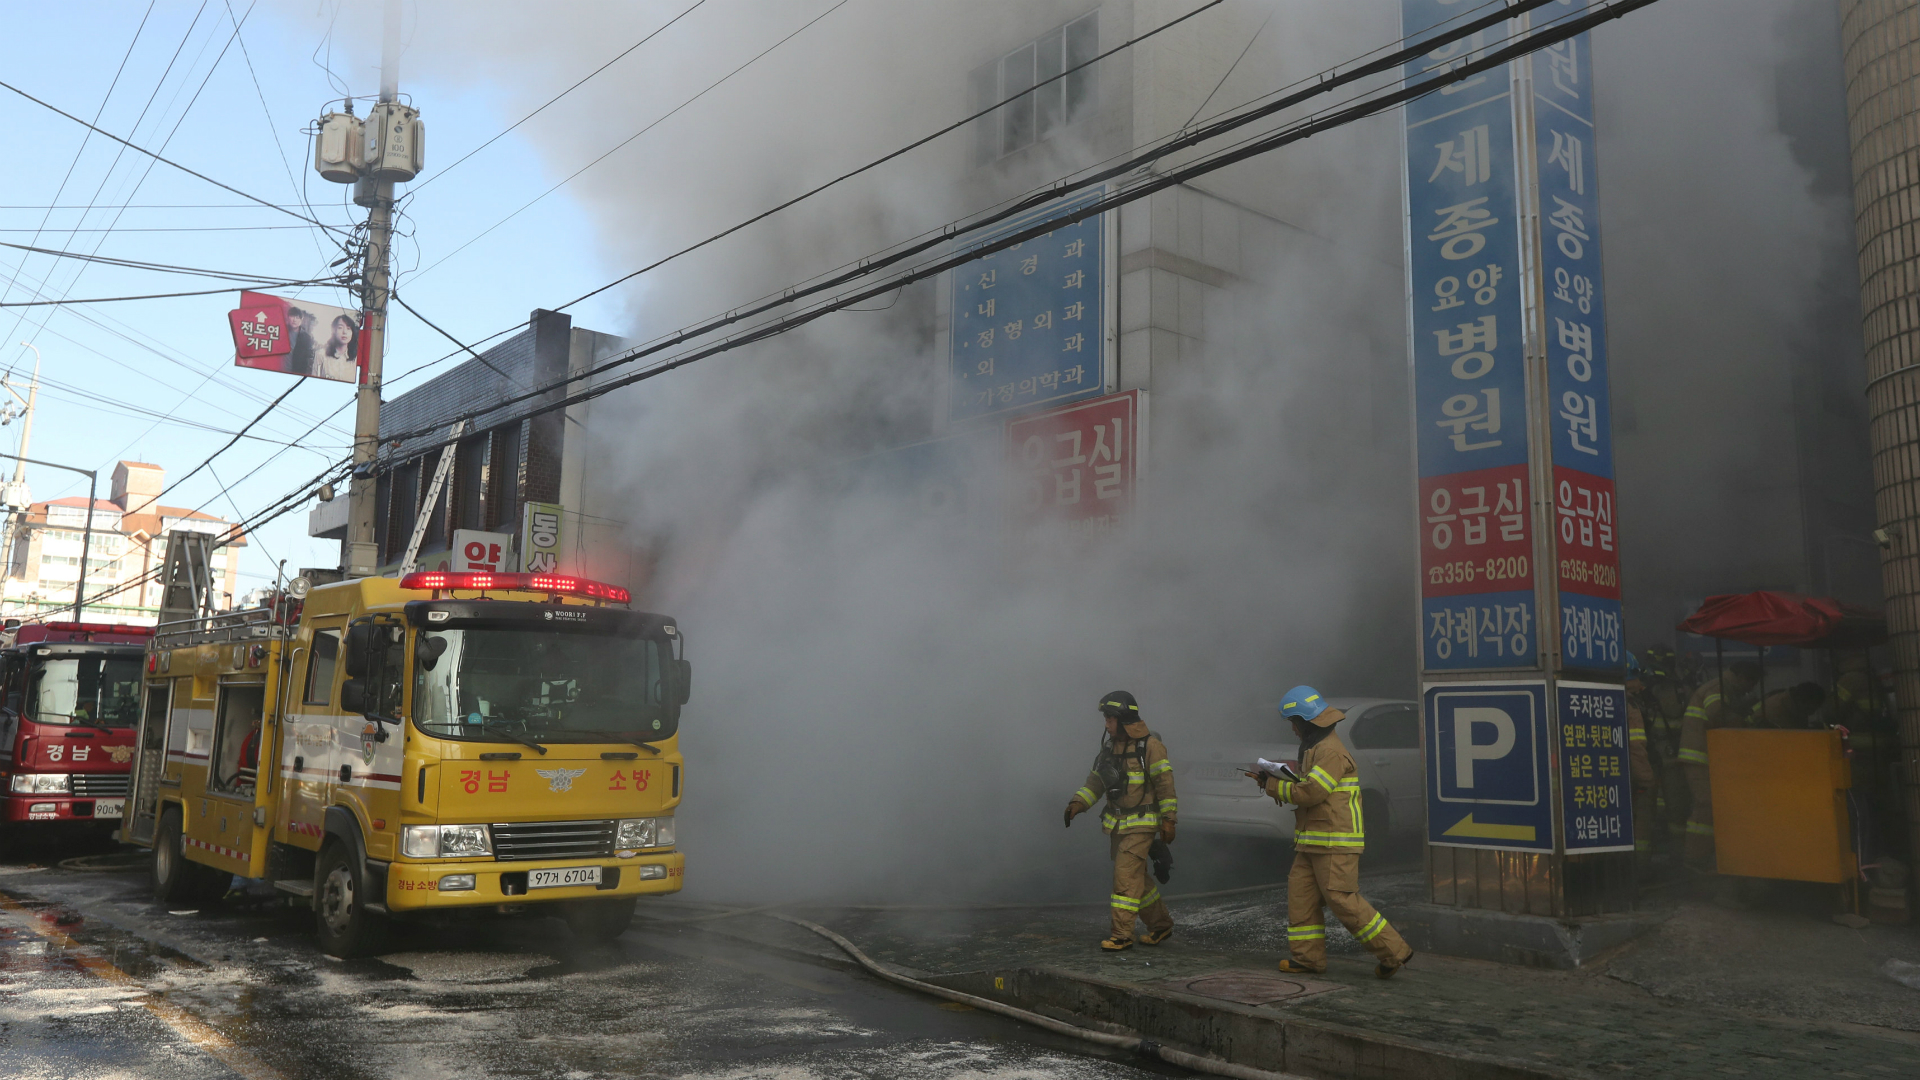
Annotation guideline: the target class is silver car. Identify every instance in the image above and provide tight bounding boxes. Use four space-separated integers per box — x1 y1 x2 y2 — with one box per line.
1175 698 1423 842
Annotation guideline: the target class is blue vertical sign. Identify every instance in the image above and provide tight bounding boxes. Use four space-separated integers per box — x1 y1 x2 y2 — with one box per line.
1403 1 1536 671
1424 681 1555 851
950 191 1105 423
1556 681 1634 852
1531 6 1623 670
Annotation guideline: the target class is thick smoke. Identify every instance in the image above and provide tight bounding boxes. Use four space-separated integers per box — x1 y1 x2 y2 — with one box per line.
302 0 1867 902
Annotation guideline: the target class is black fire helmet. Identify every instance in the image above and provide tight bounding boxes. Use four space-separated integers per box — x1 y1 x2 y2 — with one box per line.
1098 690 1140 720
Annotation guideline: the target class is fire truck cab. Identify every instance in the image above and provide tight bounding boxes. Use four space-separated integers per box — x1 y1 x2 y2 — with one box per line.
125 571 688 956
0 621 151 845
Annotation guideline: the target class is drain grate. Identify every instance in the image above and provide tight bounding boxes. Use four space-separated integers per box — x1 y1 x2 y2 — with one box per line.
1163 968 1346 1006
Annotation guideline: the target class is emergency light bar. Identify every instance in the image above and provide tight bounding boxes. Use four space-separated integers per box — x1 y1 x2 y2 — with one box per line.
397 571 631 605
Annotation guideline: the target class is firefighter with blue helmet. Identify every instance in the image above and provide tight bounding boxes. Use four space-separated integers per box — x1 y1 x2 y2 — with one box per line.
1253 685 1413 979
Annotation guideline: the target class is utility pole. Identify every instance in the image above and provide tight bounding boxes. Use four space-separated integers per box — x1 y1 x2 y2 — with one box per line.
340 0 419 578
0 341 42 585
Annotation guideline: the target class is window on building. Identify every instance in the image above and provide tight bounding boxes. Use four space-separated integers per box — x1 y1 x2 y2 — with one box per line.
972 12 1098 164
486 424 521 533
454 433 490 533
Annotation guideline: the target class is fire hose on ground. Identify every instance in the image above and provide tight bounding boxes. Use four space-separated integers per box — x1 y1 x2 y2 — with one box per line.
640 883 1312 1080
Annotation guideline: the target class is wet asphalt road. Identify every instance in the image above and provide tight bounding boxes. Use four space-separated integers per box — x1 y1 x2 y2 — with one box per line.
0 842 1186 1080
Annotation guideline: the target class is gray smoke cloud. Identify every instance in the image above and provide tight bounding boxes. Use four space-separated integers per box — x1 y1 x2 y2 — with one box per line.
299 0 1866 902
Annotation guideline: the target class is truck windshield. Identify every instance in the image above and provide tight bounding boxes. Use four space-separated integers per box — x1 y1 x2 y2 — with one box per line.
411 628 675 742
28 655 144 726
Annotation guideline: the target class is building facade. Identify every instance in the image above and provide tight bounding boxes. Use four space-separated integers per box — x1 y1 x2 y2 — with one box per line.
1 460 242 625
310 309 630 581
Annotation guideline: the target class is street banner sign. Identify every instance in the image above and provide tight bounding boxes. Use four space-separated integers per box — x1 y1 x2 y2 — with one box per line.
1424 681 1553 851
950 189 1106 423
519 502 565 574
1404 0 1628 876
1005 389 1142 540
1533 25 1623 671
228 290 367 384
1557 681 1634 852
1402 0 1535 671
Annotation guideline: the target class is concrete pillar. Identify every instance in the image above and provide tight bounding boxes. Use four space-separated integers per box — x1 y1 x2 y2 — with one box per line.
1842 0 1920 870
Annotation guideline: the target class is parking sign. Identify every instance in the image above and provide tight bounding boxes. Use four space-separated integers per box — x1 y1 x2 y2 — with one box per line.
1424 681 1553 851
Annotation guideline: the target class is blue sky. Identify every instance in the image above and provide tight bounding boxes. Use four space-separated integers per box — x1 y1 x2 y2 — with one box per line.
0 1 639 595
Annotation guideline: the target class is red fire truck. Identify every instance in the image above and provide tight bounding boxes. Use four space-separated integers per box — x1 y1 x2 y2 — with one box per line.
0 621 151 845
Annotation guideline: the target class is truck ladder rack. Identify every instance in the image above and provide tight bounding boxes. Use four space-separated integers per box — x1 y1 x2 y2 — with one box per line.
152 605 291 649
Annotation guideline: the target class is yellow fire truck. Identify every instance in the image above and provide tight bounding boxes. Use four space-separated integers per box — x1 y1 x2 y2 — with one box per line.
123 570 688 957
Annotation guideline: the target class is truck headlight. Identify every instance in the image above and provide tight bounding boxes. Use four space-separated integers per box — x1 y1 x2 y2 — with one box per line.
402 824 493 858
616 817 674 850
10 773 70 794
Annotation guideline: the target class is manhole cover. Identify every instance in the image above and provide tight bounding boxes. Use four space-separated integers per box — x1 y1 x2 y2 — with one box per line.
1165 969 1345 1006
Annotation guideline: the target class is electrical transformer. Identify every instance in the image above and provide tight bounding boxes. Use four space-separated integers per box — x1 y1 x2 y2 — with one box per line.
365 102 425 183
312 111 365 184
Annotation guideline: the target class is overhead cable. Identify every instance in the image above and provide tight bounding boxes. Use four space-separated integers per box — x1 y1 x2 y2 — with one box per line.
383 0 1653 455
0 76 348 235
413 0 711 190
0 280 337 307
407 0 853 284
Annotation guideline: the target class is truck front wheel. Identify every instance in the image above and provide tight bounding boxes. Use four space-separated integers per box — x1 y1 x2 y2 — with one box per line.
314 842 386 958
152 809 227 905
564 897 636 943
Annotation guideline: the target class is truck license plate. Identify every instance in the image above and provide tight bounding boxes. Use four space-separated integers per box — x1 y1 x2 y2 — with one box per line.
528 866 600 889
94 799 125 819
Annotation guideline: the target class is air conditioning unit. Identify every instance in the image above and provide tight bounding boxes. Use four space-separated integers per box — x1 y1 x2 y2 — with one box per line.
313 112 365 184
364 102 424 183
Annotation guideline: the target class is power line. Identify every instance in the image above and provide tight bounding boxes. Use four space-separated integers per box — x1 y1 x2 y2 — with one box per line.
0 76 347 235
0 240 336 283
0 280 337 307
389 0 1549 446
413 0 711 191
382 0 1646 458
516 0 1230 322
407 0 852 285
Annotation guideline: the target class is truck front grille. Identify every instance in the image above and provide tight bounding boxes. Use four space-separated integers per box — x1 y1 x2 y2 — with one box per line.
71 774 130 798
490 819 616 862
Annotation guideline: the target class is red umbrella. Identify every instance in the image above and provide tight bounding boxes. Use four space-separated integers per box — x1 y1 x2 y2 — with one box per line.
1676 591 1886 649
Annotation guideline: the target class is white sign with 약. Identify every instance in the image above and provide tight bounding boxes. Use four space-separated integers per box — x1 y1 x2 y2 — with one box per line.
451 530 513 573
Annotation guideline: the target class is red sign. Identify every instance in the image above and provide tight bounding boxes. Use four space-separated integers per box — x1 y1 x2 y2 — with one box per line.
1552 467 1620 600
228 290 367 384
1005 389 1141 534
1419 463 1533 598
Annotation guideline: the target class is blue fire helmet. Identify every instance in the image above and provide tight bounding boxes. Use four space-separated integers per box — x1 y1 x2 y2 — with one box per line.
1626 651 1640 676
1278 686 1327 723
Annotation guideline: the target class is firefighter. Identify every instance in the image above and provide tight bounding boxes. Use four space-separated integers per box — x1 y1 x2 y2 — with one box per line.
1064 691 1177 951
1677 660 1760 869
1255 686 1413 979
1748 682 1825 729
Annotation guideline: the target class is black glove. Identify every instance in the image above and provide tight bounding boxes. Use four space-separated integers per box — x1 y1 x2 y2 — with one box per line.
1149 839 1174 884
1064 803 1078 828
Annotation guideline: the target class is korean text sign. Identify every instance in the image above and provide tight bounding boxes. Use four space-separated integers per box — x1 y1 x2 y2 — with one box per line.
1403 1 1534 671
1424 681 1554 852
1533 5 1623 670
228 290 366 384
1556 681 1634 852
519 501 565 574
950 191 1105 422
1005 389 1139 538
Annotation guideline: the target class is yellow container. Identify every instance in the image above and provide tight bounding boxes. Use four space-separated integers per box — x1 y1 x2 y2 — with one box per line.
1708 729 1854 883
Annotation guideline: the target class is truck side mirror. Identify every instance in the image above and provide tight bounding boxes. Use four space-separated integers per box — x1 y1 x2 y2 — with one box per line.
416 634 448 671
671 659 692 706
343 623 375 679
340 678 368 714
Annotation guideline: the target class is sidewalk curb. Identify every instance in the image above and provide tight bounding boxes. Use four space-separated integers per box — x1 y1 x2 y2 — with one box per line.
925 965 1584 1080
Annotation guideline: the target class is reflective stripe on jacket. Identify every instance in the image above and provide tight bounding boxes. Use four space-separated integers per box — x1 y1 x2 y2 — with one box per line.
1678 674 1749 764
1069 728 1177 835
1265 715 1364 852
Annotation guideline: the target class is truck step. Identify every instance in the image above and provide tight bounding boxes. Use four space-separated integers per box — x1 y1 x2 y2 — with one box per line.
272 879 315 898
